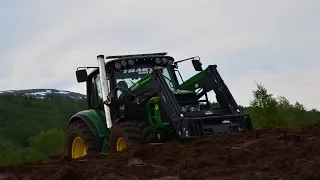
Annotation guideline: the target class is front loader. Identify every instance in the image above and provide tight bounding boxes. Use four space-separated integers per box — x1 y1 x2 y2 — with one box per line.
65 52 253 158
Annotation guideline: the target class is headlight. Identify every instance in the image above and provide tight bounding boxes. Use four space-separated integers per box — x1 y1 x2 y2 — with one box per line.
162 58 168 64
121 60 127 66
181 105 200 112
181 107 186 112
128 59 135 65
155 58 162 64
222 120 231 124
115 62 121 69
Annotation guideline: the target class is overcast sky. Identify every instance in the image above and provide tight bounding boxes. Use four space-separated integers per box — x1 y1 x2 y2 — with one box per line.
0 0 319 110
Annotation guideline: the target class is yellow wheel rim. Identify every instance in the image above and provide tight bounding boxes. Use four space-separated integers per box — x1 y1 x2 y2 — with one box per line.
116 137 127 151
71 137 87 158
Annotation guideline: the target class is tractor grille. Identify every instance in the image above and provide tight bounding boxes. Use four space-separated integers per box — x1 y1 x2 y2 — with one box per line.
175 93 198 106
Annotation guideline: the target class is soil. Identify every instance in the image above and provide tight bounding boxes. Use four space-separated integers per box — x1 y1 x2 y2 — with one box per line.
1 124 320 180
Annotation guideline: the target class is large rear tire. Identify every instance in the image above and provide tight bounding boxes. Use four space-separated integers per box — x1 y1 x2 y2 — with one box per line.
65 121 101 158
109 120 156 152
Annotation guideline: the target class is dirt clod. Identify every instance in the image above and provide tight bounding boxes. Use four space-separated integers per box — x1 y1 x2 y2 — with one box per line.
1 124 320 180
49 165 82 180
0 173 18 180
150 176 180 180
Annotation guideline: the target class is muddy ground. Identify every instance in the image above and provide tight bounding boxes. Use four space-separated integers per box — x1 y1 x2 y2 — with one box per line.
1 124 320 180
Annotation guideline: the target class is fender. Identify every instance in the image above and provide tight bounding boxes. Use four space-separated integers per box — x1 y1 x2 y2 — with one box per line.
67 109 109 138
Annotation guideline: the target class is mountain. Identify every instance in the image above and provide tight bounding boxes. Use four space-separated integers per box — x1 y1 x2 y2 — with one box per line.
0 89 86 100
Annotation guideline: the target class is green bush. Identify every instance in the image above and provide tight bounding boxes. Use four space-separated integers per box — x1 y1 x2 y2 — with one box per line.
0 137 24 166
25 128 65 162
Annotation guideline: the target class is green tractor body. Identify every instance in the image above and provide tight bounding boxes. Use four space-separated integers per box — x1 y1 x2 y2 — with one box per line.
65 52 253 158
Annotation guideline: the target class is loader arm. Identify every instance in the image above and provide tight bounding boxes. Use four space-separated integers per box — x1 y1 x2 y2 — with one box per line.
126 67 188 139
109 66 252 139
178 65 241 114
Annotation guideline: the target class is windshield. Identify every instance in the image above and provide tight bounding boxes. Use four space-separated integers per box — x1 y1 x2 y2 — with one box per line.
114 65 176 96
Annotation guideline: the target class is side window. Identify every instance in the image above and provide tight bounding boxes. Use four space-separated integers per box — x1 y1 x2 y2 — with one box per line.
94 75 103 105
116 79 123 98
175 70 184 84
162 68 174 89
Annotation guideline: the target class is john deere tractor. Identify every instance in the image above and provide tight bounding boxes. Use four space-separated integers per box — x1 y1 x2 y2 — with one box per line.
65 52 253 158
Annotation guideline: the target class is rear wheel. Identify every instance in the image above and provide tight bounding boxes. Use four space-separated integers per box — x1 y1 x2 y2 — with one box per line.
109 120 156 152
65 121 101 158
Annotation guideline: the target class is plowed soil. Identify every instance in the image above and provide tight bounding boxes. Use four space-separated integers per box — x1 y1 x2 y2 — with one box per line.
1 124 320 180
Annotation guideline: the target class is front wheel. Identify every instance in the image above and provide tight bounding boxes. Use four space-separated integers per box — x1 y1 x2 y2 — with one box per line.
109 120 156 152
65 121 101 158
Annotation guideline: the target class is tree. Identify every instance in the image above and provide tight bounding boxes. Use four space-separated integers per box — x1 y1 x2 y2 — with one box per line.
249 83 320 128
249 83 287 128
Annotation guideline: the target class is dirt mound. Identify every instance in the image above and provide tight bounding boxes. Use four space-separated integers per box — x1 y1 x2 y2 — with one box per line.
1 124 320 180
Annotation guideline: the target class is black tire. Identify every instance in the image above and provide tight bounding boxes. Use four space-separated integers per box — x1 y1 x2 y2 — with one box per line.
65 120 101 158
109 120 156 153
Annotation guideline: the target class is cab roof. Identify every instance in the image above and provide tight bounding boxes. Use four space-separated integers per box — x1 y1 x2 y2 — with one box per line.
105 52 168 60
87 52 175 76
105 52 174 64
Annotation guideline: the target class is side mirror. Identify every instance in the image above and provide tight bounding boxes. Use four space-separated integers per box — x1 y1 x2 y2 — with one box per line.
76 69 88 83
192 60 203 71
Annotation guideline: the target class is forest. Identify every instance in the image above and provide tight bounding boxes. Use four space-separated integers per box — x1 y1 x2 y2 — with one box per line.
0 84 319 166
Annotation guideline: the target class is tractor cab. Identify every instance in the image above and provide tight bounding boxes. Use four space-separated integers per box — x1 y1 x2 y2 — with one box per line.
101 54 201 123
106 55 207 121
108 55 179 97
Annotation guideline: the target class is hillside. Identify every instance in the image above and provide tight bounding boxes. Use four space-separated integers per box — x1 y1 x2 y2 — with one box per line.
0 89 86 100
0 94 87 145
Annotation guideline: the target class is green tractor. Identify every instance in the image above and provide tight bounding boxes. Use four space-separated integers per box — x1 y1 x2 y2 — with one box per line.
65 52 253 159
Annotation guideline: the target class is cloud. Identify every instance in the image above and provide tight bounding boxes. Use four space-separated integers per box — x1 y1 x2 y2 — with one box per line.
0 0 319 109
